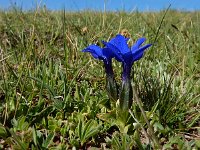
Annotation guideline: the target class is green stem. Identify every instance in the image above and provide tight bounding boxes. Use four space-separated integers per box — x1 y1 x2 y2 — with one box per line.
119 78 133 110
106 75 118 102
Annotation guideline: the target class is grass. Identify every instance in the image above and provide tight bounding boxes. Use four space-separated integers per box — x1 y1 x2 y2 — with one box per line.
0 7 199 149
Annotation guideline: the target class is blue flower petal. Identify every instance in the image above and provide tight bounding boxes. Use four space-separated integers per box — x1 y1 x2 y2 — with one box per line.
102 41 123 62
82 44 104 59
131 37 146 52
132 44 152 62
91 53 100 59
132 44 152 55
109 34 130 54
133 50 144 62
123 51 134 65
102 47 114 58
82 48 99 59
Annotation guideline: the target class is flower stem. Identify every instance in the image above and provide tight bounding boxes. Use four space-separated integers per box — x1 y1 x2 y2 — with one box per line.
106 75 118 102
104 59 118 102
119 63 133 110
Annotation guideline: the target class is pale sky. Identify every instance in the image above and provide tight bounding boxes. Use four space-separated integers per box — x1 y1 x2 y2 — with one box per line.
1 0 200 11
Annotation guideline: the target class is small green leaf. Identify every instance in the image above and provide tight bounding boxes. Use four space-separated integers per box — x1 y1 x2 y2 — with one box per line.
195 139 200 148
77 119 83 141
0 125 8 138
96 110 116 123
42 132 55 148
8 129 28 150
32 127 37 146
133 130 144 150
112 134 121 149
77 119 100 145
53 99 64 110
153 122 164 131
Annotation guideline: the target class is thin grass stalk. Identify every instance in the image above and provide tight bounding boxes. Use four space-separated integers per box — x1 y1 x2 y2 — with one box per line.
62 8 68 74
133 86 161 149
129 109 150 144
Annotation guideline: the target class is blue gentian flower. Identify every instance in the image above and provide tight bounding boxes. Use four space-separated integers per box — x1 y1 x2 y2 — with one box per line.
82 44 118 102
103 34 152 109
82 44 114 76
103 34 152 79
